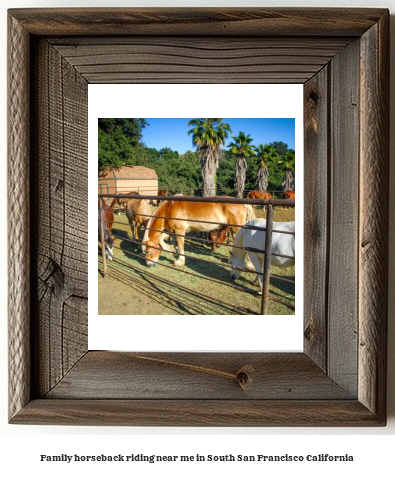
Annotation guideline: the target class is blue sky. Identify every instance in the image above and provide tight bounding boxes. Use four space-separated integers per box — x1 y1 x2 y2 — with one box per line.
141 118 295 154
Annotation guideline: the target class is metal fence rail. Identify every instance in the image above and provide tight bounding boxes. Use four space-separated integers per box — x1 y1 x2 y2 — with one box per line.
98 193 295 315
103 186 289 199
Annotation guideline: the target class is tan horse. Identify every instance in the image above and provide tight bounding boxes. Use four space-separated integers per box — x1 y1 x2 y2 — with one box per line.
125 198 152 249
143 199 255 267
111 191 140 215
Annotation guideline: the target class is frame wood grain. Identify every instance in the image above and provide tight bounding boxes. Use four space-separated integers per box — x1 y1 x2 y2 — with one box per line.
8 8 389 426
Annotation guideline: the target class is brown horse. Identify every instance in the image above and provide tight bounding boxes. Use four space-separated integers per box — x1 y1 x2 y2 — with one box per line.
156 189 168 206
110 191 140 215
98 198 114 233
281 190 295 209
282 190 295 200
247 190 273 200
126 197 152 248
143 199 255 267
208 226 229 250
247 190 273 210
98 200 114 260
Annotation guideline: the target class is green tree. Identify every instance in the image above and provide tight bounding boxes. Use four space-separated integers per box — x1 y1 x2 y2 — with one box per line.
271 141 289 157
227 132 255 198
253 143 279 192
187 118 232 196
216 150 236 194
98 118 148 174
145 147 160 162
98 118 147 143
278 150 296 191
159 147 179 161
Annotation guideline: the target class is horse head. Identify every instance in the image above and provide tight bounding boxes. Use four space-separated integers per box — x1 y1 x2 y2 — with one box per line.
104 232 114 261
228 243 247 281
209 226 229 250
228 250 238 280
144 239 162 267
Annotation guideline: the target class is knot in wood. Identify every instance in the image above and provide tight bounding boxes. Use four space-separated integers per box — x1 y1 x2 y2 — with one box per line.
308 91 319 103
236 365 255 390
304 322 314 341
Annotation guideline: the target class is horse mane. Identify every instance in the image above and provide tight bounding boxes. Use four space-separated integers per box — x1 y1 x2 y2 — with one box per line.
144 200 168 242
245 204 256 221
153 199 168 214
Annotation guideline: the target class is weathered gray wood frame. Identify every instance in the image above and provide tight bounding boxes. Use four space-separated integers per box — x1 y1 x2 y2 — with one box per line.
8 8 389 426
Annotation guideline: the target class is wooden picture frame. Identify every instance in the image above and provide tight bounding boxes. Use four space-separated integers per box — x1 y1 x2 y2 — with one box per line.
8 8 389 426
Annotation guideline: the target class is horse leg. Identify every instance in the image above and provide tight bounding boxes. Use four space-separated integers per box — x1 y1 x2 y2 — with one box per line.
173 231 185 267
126 215 135 241
172 234 179 253
141 225 147 253
249 254 264 291
159 233 177 254
137 221 144 250
133 218 139 242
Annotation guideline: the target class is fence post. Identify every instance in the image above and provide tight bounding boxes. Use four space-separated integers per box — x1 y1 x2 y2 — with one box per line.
260 204 274 315
99 200 108 278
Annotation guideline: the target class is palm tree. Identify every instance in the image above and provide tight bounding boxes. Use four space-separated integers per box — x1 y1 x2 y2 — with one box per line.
253 143 279 192
278 150 296 191
227 132 255 198
187 118 231 197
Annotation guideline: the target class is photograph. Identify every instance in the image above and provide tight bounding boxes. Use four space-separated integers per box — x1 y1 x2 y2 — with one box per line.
97 117 297 317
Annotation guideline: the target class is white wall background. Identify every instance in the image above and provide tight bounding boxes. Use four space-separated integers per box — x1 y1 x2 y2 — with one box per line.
1 0 394 476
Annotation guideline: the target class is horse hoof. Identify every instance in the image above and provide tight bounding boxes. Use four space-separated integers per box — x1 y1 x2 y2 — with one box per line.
173 260 184 268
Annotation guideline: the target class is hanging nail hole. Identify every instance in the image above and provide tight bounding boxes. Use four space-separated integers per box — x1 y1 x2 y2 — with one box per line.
236 365 255 390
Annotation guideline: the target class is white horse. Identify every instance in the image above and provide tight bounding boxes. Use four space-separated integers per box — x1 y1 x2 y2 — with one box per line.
229 218 295 290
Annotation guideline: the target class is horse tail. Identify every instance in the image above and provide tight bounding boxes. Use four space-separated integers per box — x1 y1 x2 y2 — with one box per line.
245 204 256 221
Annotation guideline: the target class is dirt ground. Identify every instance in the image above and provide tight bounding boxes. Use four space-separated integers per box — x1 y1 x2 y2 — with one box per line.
98 205 295 316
